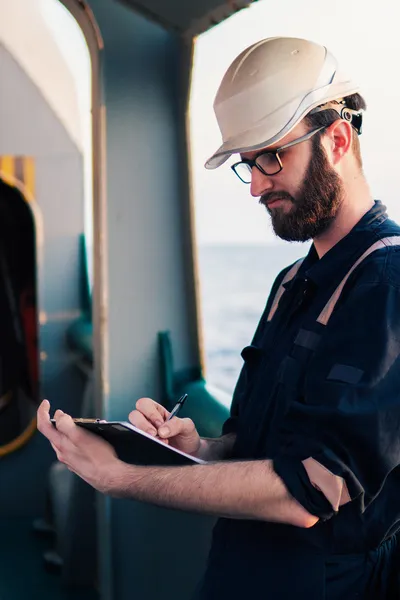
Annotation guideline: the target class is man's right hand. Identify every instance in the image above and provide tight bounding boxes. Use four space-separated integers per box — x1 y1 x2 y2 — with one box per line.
128 397 201 456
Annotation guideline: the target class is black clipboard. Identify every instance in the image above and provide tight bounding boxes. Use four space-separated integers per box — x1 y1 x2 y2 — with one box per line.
51 419 206 466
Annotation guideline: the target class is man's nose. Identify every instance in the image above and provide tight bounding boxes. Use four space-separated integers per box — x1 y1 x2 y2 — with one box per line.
250 167 274 197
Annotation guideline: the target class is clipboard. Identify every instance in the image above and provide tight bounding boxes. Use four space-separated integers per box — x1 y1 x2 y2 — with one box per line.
51 419 206 466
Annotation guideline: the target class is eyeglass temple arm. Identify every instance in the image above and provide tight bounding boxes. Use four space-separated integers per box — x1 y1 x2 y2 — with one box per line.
276 126 326 152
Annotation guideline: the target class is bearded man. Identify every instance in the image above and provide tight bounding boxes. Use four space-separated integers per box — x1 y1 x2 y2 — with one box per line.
38 37 400 599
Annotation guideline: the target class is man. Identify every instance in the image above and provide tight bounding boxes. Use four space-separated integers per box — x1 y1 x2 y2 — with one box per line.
38 37 400 598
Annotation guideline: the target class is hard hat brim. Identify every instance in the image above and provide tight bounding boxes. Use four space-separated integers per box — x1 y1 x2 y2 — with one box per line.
204 81 360 170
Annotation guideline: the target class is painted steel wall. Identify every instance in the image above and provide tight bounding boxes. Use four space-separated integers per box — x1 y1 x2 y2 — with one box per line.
119 0 256 36
0 42 85 516
87 1 214 598
90 0 200 431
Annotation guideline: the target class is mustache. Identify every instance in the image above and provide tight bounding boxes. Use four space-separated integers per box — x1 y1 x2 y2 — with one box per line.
259 191 294 207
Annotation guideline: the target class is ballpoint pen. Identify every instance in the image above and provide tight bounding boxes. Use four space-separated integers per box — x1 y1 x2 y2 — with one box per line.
165 393 188 422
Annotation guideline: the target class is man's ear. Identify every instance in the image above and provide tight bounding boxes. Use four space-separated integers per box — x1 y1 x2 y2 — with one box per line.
324 120 353 166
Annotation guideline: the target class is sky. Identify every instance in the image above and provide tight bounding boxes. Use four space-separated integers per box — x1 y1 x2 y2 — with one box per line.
189 0 400 244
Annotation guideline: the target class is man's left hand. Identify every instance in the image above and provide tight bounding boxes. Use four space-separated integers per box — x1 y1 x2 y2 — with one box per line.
37 399 122 494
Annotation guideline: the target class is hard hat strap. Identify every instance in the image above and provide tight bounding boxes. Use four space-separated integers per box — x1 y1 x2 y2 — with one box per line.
310 100 363 135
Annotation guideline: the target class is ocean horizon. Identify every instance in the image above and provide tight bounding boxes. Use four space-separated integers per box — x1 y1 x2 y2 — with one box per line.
197 242 311 396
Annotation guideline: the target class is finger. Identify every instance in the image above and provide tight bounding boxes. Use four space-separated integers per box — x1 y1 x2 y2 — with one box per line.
134 398 169 428
156 436 169 445
54 409 65 420
158 417 196 440
55 412 112 452
54 412 84 446
127 410 157 436
37 399 62 446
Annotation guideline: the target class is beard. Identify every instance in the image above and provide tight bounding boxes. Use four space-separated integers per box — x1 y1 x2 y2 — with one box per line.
260 137 344 242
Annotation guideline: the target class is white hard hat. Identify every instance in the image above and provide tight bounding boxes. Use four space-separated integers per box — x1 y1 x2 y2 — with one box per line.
205 37 360 169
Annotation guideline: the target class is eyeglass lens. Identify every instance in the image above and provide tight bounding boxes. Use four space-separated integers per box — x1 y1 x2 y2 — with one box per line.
234 153 281 183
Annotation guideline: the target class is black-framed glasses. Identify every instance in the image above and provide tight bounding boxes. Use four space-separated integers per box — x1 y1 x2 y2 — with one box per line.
231 126 326 184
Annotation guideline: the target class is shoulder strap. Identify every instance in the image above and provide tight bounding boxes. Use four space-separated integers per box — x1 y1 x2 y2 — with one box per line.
267 258 304 322
317 236 400 326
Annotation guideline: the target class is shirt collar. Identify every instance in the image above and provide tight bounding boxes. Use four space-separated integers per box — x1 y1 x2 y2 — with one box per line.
284 200 389 290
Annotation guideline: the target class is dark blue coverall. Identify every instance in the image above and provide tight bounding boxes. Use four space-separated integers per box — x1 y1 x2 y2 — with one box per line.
198 201 400 600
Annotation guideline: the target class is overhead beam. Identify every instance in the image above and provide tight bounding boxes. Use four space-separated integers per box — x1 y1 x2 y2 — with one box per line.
116 0 257 36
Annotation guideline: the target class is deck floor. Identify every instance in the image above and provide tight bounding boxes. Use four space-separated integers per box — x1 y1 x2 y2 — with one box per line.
0 518 98 600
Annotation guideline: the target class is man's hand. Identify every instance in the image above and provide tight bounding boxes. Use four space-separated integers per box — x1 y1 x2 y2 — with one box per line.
37 400 122 494
37 400 318 526
129 397 201 456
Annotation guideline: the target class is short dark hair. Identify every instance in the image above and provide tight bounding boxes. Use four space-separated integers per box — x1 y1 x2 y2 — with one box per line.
305 93 367 168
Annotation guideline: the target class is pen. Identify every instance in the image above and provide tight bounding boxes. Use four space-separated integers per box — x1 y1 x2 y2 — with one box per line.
166 394 188 422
